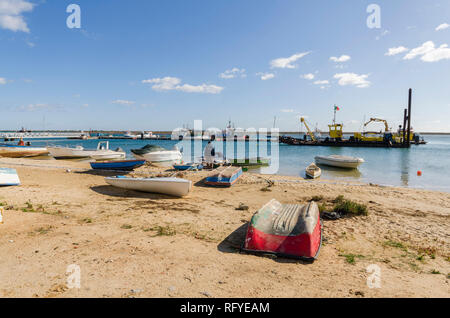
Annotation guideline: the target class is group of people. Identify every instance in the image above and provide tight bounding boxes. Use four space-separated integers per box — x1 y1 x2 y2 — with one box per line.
16 138 31 146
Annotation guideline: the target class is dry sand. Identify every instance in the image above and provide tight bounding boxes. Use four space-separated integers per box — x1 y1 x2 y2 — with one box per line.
0 157 449 298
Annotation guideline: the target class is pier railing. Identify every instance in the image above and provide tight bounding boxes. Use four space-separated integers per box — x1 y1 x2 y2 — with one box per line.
0 132 83 139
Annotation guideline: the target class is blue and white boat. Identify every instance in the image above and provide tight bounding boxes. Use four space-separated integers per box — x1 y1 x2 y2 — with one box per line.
205 166 242 187
173 163 203 171
90 159 146 171
0 168 20 186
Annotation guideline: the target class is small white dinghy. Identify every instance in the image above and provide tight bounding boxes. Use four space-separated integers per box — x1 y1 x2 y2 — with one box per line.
48 141 125 160
105 176 192 197
315 155 364 169
0 168 20 186
305 163 321 179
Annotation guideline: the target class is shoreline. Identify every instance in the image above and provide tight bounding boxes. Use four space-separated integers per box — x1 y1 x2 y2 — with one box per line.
0 158 449 297
1 157 448 194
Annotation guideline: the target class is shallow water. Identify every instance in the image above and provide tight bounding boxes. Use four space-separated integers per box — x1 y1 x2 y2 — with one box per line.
14 134 450 192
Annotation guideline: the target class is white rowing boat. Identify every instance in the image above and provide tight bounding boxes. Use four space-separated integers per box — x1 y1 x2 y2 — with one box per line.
48 141 125 160
0 168 20 186
315 155 364 169
305 163 321 179
105 176 192 197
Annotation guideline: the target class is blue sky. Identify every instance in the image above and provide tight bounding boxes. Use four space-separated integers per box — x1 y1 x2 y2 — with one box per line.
0 0 449 132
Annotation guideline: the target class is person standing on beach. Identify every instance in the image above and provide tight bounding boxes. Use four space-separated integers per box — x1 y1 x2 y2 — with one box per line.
204 141 215 169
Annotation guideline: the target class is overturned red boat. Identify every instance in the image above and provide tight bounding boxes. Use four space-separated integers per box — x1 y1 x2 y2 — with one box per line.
242 200 322 261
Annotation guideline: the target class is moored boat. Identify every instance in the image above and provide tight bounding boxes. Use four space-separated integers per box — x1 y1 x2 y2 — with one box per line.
315 155 364 169
131 144 182 166
305 163 321 179
0 144 48 158
90 159 145 171
242 199 322 261
105 176 192 197
0 168 20 186
48 141 125 160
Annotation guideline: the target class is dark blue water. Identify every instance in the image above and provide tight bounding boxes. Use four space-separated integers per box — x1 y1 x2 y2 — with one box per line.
17 134 450 192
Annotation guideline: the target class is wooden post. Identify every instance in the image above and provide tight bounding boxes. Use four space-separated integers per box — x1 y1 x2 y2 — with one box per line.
402 109 407 145
406 88 412 147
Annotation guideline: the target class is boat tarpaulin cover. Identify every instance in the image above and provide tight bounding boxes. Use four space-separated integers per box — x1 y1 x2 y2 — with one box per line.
242 200 322 260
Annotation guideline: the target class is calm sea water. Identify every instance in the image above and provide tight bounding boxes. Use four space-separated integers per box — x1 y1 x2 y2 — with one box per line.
18 134 450 192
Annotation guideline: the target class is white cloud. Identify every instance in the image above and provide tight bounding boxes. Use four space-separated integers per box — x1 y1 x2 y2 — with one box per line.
142 76 223 94
280 109 294 113
385 46 408 56
436 23 449 31
334 73 371 88
0 77 6 84
421 44 450 62
404 41 450 62
112 99 135 106
219 67 246 79
256 72 275 80
0 0 34 33
329 55 351 63
301 73 315 80
403 41 435 60
270 52 310 69
14 103 63 112
313 80 329 85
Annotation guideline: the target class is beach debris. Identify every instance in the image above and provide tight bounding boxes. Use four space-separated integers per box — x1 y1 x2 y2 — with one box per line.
236 203 249 211
66 169 71 173
168 286 176 292
321 211 341 220
200 291 211 297
130 289 143 294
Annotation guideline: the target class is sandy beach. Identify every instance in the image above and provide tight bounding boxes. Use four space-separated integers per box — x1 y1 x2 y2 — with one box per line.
0 157 449 298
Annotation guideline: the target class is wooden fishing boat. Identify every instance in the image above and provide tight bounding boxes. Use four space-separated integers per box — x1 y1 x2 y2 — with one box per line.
242 200 322 261
0 144 48 158
305 163 321 179
105 176 192 197
90 159 145 171
0 168 20 186
204 166 242 187
315 155 364 169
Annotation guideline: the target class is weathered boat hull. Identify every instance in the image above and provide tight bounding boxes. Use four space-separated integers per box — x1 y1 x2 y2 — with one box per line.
105 176 192 197
205 166 242 187
305 163 321 179
0 145 48 158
